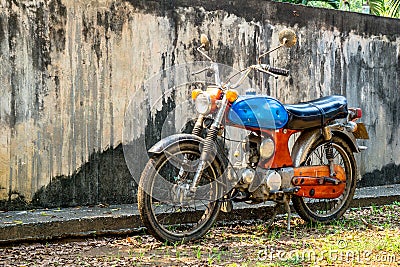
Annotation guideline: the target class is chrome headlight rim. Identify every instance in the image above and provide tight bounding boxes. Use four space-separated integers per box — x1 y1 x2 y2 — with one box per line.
195 92 212 115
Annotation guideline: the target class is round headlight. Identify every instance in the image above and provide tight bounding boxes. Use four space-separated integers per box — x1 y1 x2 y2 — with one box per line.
195 93 211 115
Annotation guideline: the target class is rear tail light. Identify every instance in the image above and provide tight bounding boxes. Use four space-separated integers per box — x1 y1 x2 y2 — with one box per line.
349 108 362 121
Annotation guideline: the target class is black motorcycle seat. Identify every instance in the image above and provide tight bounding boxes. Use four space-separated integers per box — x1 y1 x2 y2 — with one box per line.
284 95 348 130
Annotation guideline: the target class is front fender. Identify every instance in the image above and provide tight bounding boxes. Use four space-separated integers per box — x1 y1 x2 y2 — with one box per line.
291 128 359 167
148 133 204 156
148 133 228 173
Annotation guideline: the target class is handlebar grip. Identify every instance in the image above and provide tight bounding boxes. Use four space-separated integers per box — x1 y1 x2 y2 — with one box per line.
268 66 290 77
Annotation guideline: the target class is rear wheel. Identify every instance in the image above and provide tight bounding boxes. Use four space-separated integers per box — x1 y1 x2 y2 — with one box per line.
137 141 222 243
292 136 357 222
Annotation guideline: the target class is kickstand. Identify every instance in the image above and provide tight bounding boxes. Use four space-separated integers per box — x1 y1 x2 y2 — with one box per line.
283 194 292 231
266 194 293 231
266 203 280 229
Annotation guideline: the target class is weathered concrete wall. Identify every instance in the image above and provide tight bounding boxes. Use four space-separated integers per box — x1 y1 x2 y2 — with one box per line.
0 0 399 209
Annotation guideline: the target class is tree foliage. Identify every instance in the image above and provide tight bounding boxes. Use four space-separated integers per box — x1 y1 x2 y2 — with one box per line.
276 0 400 18
278 0 340 9
369 0 400 18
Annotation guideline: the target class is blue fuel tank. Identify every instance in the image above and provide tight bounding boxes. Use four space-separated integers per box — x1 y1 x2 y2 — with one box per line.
227 95 289 130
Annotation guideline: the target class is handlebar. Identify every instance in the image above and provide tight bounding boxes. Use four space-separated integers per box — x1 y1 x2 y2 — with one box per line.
191 63 290 90
191 63 222 86
267 66 290 77
259 64 290 77
191 67 212 75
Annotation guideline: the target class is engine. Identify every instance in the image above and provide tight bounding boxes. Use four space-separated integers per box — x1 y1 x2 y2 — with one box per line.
242 132 261 166
230 132 295 203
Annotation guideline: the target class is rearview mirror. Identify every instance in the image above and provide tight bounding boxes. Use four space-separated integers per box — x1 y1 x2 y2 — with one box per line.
200 34 210 51
278 29 297 48
257 28 297 63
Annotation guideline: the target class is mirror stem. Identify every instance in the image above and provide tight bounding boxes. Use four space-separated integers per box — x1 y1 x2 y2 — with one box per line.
257 44 284 64
197 46 213 62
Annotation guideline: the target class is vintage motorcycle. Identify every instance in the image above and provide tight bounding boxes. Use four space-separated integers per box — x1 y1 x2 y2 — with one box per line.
137 29 369 243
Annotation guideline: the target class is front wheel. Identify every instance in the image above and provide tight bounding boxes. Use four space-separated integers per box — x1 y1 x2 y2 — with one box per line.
137 141 222 243
292 136 357 223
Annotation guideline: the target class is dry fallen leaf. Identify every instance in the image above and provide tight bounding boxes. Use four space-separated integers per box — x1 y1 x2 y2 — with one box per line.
361 218 384 231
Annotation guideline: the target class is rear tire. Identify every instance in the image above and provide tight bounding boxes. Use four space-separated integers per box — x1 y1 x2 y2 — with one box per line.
292 136 357 222
137 141 222 243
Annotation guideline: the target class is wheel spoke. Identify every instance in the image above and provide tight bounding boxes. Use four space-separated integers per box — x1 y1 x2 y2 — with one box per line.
144 145 220 239
300 141 353 218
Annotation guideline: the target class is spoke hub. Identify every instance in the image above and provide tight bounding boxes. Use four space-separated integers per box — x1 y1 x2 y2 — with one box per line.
172 183 193 203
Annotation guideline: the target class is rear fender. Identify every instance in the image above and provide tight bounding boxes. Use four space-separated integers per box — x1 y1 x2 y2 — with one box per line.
291 128 359 167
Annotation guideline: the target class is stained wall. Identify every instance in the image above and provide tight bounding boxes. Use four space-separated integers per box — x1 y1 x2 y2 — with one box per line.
0 0 398 208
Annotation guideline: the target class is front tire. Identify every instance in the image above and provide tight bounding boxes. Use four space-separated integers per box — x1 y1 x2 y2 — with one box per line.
137 141 222 243
292 136 357 222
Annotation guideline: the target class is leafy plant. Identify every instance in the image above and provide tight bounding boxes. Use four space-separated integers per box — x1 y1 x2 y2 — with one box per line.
195 246 202 259
369 0 400 17
275 0 400 18
277 0 340 8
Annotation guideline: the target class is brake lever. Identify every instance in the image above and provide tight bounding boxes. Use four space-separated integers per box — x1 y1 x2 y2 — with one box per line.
229 67 252 89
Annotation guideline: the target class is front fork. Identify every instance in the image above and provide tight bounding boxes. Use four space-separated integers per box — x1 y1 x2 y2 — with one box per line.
176 114 206 180
190 97 228 193
192 114 205 137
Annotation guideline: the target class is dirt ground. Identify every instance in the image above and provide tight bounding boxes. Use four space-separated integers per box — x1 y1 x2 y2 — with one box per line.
1 203 399 266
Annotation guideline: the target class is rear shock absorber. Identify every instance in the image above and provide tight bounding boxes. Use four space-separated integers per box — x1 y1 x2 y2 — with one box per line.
324 142 336 177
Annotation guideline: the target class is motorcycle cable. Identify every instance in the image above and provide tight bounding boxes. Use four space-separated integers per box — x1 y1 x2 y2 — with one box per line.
213 126 246 202
225 67 254 89
219 136 244 143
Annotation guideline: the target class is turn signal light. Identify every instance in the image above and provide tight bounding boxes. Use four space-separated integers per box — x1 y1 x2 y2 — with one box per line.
191 89 202 100
226 89 239 103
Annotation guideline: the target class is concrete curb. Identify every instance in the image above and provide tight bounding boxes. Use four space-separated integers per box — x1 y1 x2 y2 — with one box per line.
1 184 399 244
